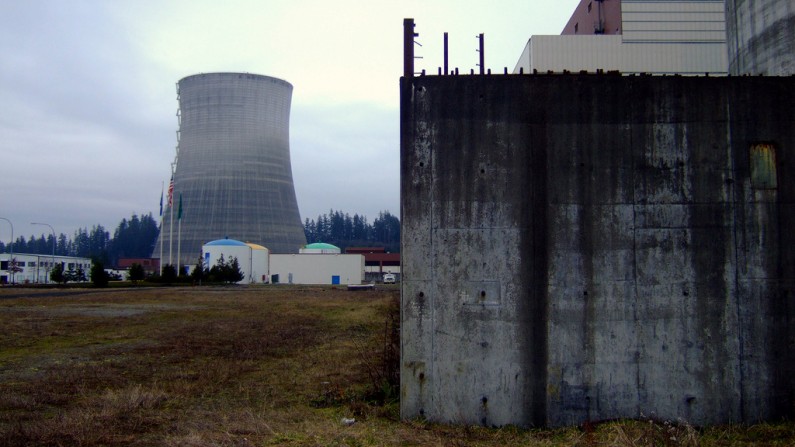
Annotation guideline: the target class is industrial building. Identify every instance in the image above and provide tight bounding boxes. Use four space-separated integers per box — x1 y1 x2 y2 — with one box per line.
202 238 270 284
0 253 92 284
269 253 364 285
514 0 728 75
201 238 364 285
400 0 795 429
117 258 160 275
345 247 401 282
153 73 307 269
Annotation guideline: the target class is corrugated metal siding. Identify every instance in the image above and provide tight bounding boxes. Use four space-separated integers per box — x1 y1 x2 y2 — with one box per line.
519 35 727 75
513 39 532 73
622 0 726 42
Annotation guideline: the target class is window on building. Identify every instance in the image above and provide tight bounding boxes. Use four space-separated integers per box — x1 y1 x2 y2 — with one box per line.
588 2 592 12
750 143 777 189
575 22 579 33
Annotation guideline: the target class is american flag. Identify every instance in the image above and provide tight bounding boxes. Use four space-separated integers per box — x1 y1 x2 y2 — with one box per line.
167 178 174 206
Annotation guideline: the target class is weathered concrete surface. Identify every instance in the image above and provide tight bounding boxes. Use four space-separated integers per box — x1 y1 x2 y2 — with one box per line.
726 0 795 75
400 74 795 427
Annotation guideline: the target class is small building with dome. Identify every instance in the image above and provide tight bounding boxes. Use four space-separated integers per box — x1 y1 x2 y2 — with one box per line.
201 238 362 285
300 243 341 254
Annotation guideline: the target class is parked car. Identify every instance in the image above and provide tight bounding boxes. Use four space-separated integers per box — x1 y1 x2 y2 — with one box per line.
383 273 396 284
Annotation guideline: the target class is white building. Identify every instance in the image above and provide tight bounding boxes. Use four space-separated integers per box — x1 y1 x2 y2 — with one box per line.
269 253 364 285
202 238 269 284
0 253 92 284
245 243 270 284
514 0 728 75
299 242 341 254
200 238 363 285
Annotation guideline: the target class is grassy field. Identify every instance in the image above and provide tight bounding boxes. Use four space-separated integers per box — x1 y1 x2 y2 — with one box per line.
0 285 793 446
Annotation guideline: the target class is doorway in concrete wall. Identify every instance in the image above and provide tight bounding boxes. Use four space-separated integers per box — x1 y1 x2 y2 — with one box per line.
331 275 340 285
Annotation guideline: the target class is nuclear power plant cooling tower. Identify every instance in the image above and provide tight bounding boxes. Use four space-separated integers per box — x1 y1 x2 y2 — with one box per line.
726 0 795 75
153 73 307 268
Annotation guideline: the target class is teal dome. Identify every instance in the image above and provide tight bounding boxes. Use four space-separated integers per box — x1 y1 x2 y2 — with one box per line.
304 242 340 250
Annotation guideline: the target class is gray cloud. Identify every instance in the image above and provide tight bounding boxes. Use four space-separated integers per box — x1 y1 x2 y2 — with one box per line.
0 0 576 241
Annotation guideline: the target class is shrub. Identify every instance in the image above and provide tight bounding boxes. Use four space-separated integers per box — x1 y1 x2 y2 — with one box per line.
90 260 109 288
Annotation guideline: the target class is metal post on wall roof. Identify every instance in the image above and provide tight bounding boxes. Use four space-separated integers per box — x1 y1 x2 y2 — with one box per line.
444 32 449 75
404 18 417 78
478 33 484 75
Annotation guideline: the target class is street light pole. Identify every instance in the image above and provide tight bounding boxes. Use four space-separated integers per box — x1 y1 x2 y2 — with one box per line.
31 222 55 284
0 217 13 284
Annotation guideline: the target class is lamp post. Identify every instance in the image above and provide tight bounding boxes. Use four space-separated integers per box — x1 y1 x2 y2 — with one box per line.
31 222 55 284
0 217 13 284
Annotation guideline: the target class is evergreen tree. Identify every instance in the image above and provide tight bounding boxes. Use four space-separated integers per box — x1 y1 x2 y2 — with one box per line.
208 254 244 284
89 225 110 263
227 256 244 283
13 236 27 254
129 263 145 282
161 264 177 283
90 259 109 287
107 213 159 265
56 234 69 256
209 254 227 283
191 253 207 284
50 263 65 284
302 209 400 252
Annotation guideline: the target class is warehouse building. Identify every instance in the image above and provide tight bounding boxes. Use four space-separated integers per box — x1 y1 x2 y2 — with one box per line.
0 253 92 284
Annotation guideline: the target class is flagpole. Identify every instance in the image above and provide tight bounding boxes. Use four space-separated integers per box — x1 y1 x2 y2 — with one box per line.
169 175 174 269
177 193 182 276
159 181 164 275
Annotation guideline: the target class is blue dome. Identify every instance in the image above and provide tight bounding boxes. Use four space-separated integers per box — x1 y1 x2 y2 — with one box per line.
205 238 247 247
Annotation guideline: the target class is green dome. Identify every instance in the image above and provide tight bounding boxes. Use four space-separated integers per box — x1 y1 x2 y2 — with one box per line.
304 242 340 250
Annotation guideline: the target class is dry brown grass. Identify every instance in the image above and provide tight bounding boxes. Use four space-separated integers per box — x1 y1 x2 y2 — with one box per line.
1 285 793 446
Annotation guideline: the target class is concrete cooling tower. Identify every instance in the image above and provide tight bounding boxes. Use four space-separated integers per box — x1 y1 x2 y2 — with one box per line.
726 0 795 75
153 72 307 268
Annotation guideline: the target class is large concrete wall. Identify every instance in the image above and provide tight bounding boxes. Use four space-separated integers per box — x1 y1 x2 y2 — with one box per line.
400 74 795 427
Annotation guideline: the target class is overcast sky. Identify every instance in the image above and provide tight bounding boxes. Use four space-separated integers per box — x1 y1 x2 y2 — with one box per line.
0 0 578 241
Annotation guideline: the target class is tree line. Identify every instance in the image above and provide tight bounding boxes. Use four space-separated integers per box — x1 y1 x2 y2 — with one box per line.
303 210 400 253
0 209 400 267
0 213 159 267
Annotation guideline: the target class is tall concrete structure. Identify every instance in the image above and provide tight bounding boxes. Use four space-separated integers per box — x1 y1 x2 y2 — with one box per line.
400 73 795 427
154 73 306 267
725 0 795 75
